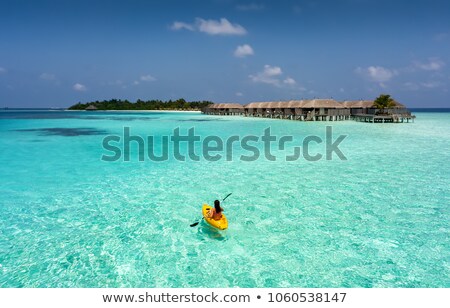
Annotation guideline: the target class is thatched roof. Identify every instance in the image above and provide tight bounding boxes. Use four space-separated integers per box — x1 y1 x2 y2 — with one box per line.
301 99 343 108
391 100 406 108
206 99 408 110
286 100 309 108
341 100 374 108
244 99 342 109
85 104 98 110
245 100 308 109
342 100 406 108
244 102 273 109
208 103 244 109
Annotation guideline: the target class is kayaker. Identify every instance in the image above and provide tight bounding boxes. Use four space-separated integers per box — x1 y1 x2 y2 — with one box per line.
208 200 224 221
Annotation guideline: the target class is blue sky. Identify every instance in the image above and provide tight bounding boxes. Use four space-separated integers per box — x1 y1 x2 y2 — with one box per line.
0 0 449 108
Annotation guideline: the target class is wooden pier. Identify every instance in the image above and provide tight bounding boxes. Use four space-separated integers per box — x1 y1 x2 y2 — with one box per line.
353 114 415 123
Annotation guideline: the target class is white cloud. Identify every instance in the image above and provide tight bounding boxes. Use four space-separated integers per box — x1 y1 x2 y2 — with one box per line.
170 21 194 31
403 81 444 90
262 65 282 77
249 64 283 86
236 92 244 97
0 67 7 74
140 74 156 82
355 66 398 83
39 73 56 81
133 75 156 85
236 3 265 11
73 83 87 91
197 18 247 35
414 58 445 71
234 44 254 57
283 77 296 85
171 18 247 36
421 81 443 88
366 66 397 82
249 65 305 91
250 65 300 89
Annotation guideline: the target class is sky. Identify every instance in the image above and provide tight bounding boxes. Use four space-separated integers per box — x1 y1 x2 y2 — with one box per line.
0 0 449 108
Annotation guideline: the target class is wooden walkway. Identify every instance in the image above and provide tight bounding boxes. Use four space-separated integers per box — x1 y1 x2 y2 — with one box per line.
204 111 415 123
353 114 415 123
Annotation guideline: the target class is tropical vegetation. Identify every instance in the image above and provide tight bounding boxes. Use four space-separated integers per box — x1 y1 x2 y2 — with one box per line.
68 98 213 111
373 94 396 115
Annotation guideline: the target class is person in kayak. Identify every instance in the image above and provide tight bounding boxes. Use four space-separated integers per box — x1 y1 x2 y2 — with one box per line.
208 199 224 221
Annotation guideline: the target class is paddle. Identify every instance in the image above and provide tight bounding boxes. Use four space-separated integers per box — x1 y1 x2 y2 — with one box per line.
190 193 232 227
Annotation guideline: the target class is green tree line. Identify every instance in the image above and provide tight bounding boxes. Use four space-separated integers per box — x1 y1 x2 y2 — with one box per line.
68 98 213 110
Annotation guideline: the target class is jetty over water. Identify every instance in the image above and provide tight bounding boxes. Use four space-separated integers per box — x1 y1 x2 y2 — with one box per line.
202 99 415 123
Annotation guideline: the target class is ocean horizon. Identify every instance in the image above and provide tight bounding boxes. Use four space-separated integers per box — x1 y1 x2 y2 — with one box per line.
2 107 450 112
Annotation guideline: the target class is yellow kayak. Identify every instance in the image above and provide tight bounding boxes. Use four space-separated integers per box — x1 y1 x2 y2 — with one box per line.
202 204 228 230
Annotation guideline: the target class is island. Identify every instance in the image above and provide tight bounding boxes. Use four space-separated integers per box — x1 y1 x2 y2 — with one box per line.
68 98 213 111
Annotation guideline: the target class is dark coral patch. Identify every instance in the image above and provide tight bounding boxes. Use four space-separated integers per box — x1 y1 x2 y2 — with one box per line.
14 128 109 136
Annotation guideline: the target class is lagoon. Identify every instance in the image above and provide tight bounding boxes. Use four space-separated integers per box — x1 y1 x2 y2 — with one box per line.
0 110 449 287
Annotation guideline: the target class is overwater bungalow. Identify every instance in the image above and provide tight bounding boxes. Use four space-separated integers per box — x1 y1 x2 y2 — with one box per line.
85 104 98 111
243 99 351 121
301 99 350 121
342 100 407 115
203 99 415 123
203 103 244 115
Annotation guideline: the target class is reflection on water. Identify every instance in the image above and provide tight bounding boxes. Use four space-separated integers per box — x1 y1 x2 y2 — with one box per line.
197 221 227 241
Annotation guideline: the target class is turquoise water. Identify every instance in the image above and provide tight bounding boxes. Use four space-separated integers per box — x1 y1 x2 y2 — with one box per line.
0 110 449 288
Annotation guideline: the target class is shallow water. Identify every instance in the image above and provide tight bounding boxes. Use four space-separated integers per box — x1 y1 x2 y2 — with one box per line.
0 110 449 287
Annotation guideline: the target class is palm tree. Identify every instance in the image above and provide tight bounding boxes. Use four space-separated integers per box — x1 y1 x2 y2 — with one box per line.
373 94 396 115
